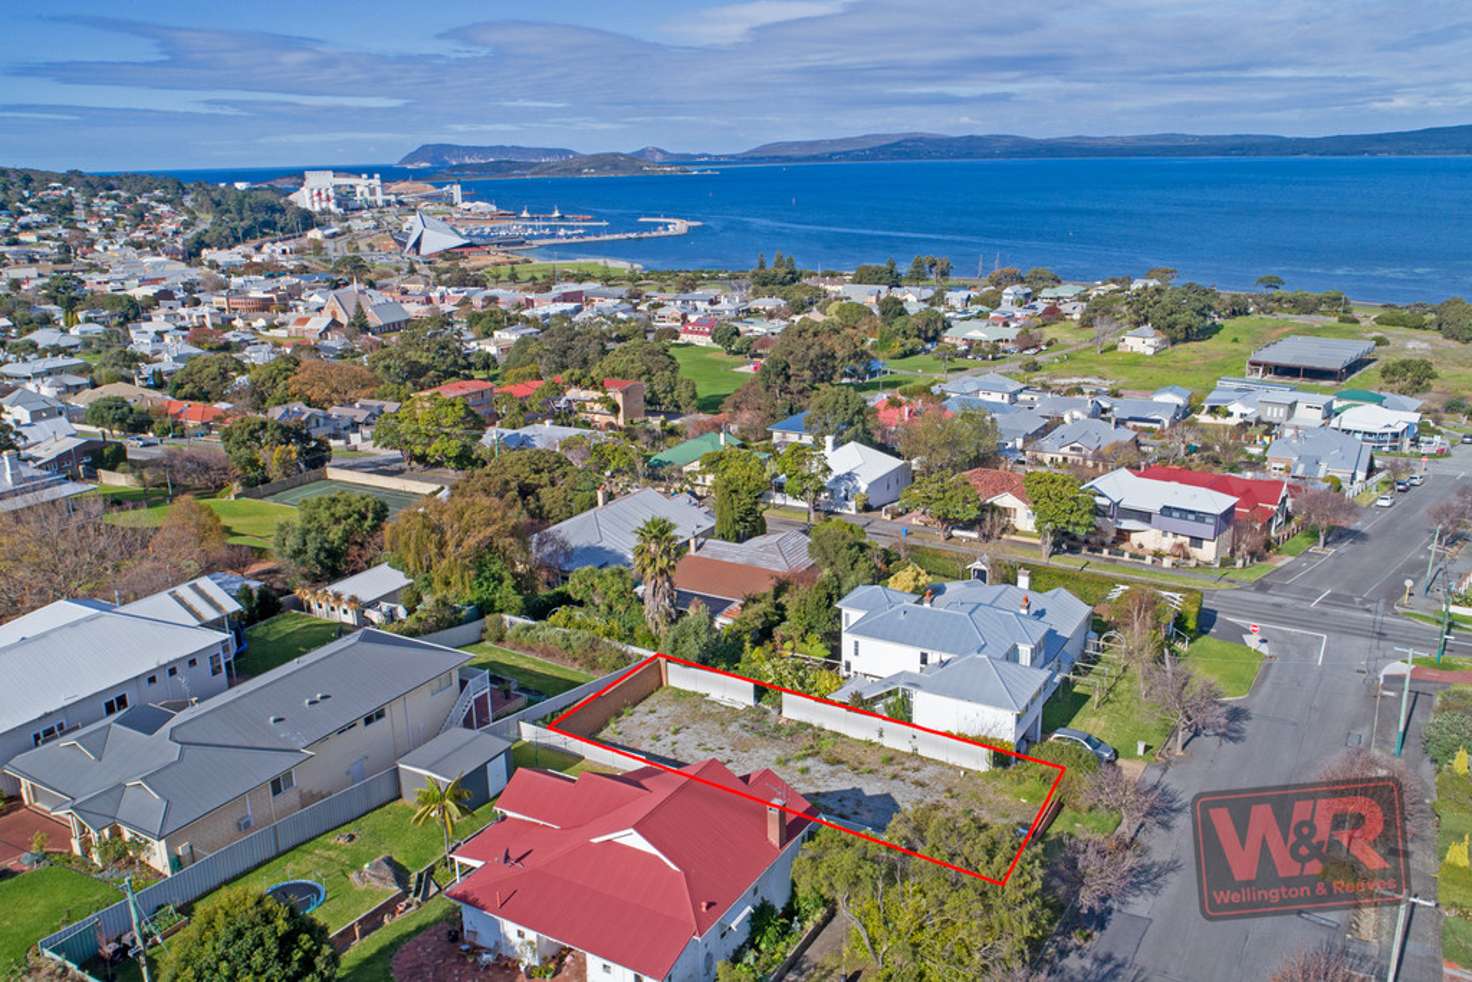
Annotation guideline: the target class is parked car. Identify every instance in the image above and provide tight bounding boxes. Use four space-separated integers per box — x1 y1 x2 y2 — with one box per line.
1375 494 1395 508
1409 474 1425 486
1395 480 1410 493
1049 727 1118 763
1462 433 1472 445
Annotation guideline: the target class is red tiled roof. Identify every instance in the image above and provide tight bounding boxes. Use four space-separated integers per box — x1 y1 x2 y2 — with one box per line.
495 380 546 399
160 399 226 424
962 467 1029 504
674 554 820 603
421 379 495 398
448 759 815 979
602 378 640 392
1136 465 1287 522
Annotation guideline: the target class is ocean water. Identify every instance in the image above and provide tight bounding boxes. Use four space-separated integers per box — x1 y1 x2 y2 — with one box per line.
155 157 1472 302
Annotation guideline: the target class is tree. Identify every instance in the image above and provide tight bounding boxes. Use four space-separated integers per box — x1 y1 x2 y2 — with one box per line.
712 321 742 353
411 775 471 873
84 395 150 438
1256 274 1285 291
385 483 534 611
1146 656 1228 754
1429 486 1472 542
596 339 697 412
1144 266 1178 284
372 394 484 469
1023 470 1096 559
365 316 471 391
662 600 728 666
147 495 233 578
221 416 329 487
805 385 873 446
169 353 245 402
775 442 831 523
1434 297 1472 343
1128 283 1219 342
899 473 983 533
1106 588 1171 698
0 500 149 621
986 266 1023 288
808 517 878 592
632 516 680 636
852 258 900 287
1379 357 1437 394
274 491 388 582
706 447 770 542
40 274 86 325
160 885 336 981
1270 945 1366 982
1023 267 1061 291
286 359 378 407
1294 486 1359 547
895 409 998 476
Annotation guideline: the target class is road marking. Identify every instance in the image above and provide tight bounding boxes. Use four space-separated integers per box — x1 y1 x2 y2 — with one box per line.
1222 616 1328 666
1283 551 1334 584
1365 532 1436 597
1311 590 1331 607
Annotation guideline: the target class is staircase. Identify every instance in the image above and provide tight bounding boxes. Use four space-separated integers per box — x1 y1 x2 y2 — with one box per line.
441 668 491 734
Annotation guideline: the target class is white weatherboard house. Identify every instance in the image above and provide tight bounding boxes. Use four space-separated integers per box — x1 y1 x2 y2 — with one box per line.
833 576 1091 753
820 438 911 512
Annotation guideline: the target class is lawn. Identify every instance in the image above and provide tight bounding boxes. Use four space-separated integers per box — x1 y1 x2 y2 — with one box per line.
1435 687 1472 968
1184 636 1263 698
670 343 750 412
0 865 122 974
107 497 297 550
240 612 342 677
460 641 595 696
84 484 171 507
338 895 456 982
193 798 501 935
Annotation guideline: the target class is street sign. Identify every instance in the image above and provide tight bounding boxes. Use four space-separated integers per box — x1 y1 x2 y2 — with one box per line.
1249 623 1260 635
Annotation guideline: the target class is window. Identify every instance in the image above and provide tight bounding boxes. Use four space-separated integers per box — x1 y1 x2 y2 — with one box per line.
432 671 453 695
851 640 860 659
167 666 178 677
209 653 223 677
32 723 63 747
363 707 386 727
843 660 851 674
147 675 157 686
104 693 128 716
600 966 611 975
1189 536 1204 548
919 651 929 666
270 770 295 796
187 657 197 668
516 929 526 940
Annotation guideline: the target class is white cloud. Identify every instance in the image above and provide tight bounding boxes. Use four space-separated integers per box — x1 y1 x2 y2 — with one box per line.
662 0 850 45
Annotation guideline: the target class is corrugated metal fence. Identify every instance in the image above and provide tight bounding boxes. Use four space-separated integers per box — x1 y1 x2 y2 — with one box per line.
39 768 401 968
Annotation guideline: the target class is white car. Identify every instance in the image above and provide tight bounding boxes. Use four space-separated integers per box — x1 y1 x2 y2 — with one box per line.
1375 494 1395 508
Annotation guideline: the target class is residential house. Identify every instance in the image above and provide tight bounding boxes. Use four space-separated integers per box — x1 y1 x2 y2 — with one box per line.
561 378 645 428
306 562 411 626
448 759 816 981
1256 390 1335 430
1330 403 1420 451
1266 428 1372 487
942 322 1021 351
834 576 1091 752
1 356 88 384
1027 418 1138 470
648 430 742 486
674 530 818 623
481 421 605 454
1085 468 1238 563
7 630 469 873
1334 388 1423 413
814 438 911 512
1117 325 1169 355
0 582 237 794
938 372 1025 404
1000 284 1033 307
1097 396 1185 431
768 410 813 447
0 449 92 512
534 489 715 575
418 379 497 418
1136 465 1291 535
678 317 719 346
963 467 1035 532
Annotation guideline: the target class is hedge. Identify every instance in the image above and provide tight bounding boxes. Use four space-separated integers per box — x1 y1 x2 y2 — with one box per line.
504 622 636 675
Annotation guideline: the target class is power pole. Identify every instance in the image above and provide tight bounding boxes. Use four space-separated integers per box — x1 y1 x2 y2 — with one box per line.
1425 526 1441 595
1390 646 1419 757
124 876 152 982
1385 892 1437 981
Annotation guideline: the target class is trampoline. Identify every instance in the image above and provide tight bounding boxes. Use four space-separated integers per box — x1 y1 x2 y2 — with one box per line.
265 879 326 915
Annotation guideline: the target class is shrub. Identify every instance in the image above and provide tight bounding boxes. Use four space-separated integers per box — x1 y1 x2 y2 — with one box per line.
481 613 507 644
505 622 633 674
386 597 463 637
1337 313 1360 324
1025 740 1099 800
1425 712 1472 766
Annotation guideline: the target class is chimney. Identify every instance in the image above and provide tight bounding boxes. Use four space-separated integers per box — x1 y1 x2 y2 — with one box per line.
766 799 788 848
1 450 15 484
718 428 728 447
596 486 607 508
823 434 835 454
1016 566 1031 591
1020 594 1032 615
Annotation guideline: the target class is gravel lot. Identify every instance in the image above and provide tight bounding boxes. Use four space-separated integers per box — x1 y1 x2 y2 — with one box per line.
595 687 1038 832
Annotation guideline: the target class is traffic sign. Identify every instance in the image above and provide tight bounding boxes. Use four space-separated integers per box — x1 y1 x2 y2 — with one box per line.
1250 623 1260 635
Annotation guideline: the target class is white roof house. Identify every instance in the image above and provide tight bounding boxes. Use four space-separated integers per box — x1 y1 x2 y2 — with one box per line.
1329 404 1421 451
822 440 912 512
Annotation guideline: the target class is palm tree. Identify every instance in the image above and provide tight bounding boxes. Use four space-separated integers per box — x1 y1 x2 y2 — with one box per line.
411 775 471 876
632 516 680 636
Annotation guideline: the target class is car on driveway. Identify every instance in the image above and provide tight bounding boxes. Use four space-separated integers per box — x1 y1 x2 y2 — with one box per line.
1462 433 1472 446
1376 493 1395 508
1049 727 1118 763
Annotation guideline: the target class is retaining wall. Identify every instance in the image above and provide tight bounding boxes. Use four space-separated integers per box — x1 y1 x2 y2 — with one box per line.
780 693 992 771
667 661 757 707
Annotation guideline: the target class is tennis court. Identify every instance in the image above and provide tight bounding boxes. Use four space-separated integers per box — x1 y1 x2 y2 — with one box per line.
263 479 427 516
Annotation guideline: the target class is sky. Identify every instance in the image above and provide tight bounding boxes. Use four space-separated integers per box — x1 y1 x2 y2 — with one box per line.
2 0 1471 171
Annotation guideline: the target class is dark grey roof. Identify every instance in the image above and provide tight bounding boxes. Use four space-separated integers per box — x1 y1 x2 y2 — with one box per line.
534 489 714 572
6 630 468 839
1033 418 1137 454
1249 336 1374 371
691 530 812 573
398 728 511 781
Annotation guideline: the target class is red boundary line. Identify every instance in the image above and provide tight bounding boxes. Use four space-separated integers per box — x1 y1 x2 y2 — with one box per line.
545 652 1066 888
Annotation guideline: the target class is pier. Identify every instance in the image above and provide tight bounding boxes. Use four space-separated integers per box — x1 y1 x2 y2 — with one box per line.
511 217 702 248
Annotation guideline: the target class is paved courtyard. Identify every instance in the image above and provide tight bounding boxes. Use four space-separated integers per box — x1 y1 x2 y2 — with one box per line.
593 686 1040 834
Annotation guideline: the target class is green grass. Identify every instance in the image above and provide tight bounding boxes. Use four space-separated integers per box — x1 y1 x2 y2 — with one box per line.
195 799 499 935
670 343 751 412
486 260 637 280
460 642 595 696
107 497 298 549
337 895 456 982
1184 636 1263 698
1043 678 1172 760
1446 917 1472 969
880 353 966 375
1276 530 1315 558
0 865 123 973
241 612 342 677
84 484 171 506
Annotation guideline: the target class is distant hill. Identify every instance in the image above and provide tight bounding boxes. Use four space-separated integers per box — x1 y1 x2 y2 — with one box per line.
397 144 580 167
737 132 944 158
425 153 687 180
628 146 681 162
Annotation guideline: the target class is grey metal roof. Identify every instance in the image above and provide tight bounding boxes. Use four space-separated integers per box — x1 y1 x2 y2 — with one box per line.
1267 428 1371 478
6 629 469 839
837 584 917 614
0 602 229 732
1249 336 1374 371
1085 468 1238 515
398 728 511 781
691 530 812 574
117 576 241 627
326 562 411 604
535 489 715 572
908 654 1050 711
941 372 1025 398
1100 397 1185 425
1033 418 1137 454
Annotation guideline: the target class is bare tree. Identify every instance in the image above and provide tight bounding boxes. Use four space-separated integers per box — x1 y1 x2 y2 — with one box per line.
1061 835 1146 915
1269 944 1367 982
1294 486 1360 548
1430 486 1472 543
1231 516 1270 563
1083 765 1166 839
1107 588 1171 698
1146 656 1229 754
0 500 148 621
1315 747 1432 837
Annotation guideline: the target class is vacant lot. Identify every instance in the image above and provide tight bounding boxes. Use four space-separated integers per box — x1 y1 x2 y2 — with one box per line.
670 343 750 412
594 687 1040 835
108 496 297 550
